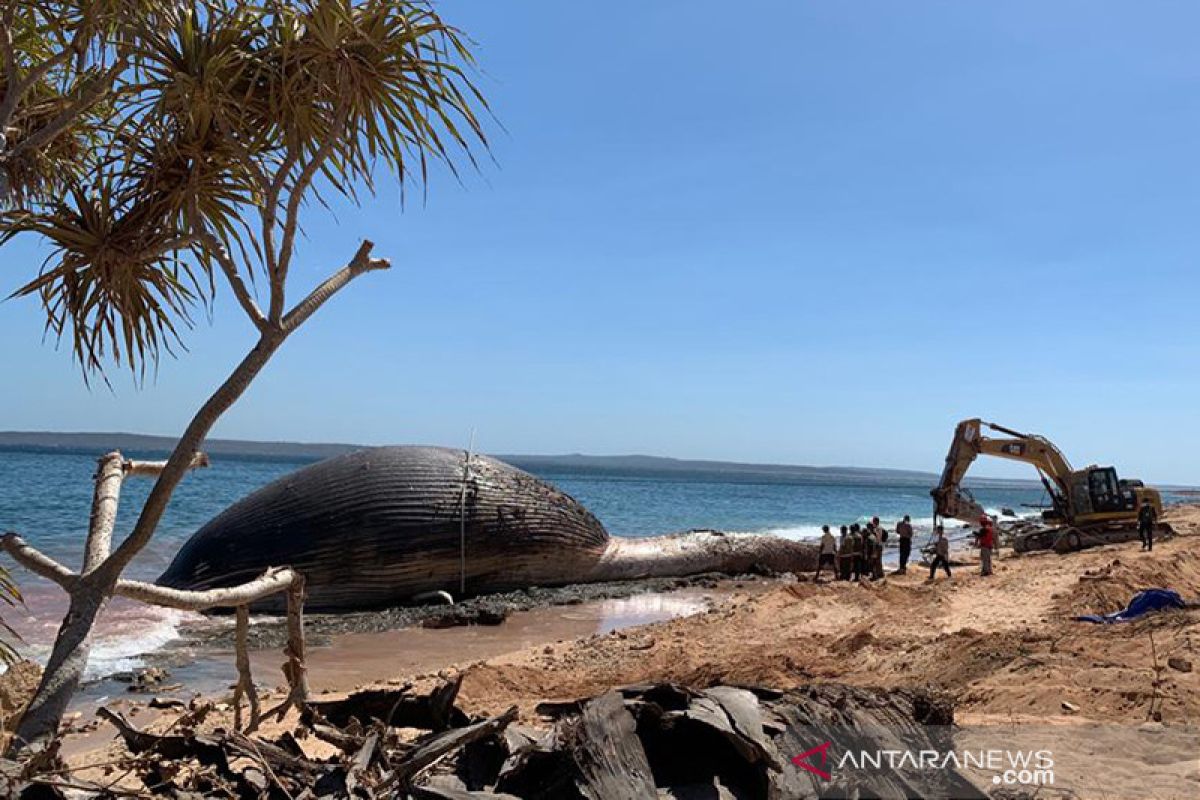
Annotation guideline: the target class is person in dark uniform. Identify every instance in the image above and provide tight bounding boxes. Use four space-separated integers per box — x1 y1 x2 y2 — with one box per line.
837 525 853 580
861 523 879 581
848 524 863 581
895 515 914 573
1138 503 1157 551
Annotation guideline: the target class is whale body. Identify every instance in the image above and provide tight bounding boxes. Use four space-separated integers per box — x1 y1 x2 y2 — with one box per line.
157 446 817 612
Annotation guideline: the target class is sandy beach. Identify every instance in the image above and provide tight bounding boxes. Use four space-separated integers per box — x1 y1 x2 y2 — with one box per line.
29 503 1198 798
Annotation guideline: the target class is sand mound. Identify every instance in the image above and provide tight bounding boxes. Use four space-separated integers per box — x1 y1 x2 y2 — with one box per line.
1057 550 1200 616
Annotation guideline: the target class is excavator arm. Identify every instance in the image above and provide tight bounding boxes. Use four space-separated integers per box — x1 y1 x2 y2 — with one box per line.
931 418 1073 523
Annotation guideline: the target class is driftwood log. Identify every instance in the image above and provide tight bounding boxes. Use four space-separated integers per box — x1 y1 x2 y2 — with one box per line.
156 446 820 612
0 452 310 752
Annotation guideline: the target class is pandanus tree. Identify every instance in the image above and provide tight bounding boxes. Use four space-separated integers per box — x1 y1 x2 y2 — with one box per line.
0 0 487 752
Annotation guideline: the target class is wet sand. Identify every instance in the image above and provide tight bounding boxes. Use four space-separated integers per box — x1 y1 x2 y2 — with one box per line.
70 585 728 713
257 590 714 693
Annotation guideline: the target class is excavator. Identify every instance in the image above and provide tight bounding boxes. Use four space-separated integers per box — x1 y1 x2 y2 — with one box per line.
931 418 1167 553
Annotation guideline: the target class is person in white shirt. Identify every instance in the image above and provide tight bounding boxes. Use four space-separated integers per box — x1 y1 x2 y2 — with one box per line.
926 525 952 582
814 524 838 582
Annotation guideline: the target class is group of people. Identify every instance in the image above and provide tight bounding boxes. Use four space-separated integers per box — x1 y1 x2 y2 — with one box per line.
815 515 916 582
814 513 996 583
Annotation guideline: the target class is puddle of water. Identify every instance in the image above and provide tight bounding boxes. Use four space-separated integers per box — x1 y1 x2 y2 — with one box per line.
570 592 710 635
277 590 713 693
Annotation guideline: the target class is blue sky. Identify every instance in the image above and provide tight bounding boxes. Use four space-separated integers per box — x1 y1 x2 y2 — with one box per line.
2 0 1199 483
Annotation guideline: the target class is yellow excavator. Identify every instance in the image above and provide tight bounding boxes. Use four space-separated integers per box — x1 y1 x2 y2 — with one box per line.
931 418 1167 553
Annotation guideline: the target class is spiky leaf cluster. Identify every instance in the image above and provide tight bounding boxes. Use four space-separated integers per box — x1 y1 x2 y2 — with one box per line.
1 1 487 379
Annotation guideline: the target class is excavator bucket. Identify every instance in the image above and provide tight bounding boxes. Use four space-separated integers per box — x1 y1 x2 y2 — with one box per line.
941 487 986 524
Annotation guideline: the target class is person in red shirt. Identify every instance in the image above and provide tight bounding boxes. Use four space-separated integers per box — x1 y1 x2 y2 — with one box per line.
977 515 996 576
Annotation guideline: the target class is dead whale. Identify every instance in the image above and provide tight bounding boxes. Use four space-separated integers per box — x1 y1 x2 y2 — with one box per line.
156 447 817 612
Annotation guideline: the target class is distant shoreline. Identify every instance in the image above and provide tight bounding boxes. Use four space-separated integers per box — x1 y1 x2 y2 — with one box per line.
0 429 1046 489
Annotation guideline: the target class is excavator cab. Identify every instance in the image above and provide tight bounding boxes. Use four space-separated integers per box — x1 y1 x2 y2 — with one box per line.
1084 467 1131 514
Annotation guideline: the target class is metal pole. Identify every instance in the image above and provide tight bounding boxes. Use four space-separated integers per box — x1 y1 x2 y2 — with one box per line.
459 429 476 597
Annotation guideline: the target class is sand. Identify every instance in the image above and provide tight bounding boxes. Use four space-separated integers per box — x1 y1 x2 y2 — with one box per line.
431 508 1200 728
51 505 1200 798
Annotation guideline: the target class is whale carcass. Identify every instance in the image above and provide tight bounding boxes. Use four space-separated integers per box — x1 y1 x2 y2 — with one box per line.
156 447 817 612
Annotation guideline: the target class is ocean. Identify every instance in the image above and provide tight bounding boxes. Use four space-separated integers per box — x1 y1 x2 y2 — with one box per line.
0 447 1051 678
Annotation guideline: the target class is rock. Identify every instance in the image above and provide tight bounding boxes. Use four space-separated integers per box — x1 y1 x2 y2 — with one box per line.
149 697 187 710
421 604 510 629
1061 700 1080 713
113 666 170 693
1167 657 1192 673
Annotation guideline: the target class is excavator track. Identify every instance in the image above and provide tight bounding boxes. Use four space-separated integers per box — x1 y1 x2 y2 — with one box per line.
1011 521 1175 554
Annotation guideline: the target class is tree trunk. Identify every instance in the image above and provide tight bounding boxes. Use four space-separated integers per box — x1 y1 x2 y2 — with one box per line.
10 588 104 753
3 242 387 754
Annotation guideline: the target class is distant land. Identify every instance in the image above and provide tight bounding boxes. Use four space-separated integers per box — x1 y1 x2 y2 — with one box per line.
0 430 1044 490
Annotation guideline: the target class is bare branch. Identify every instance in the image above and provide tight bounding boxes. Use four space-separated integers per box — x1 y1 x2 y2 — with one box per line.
281 241 391 334
233 605 261 732
0 533 77 589
259 150 298 296
192 222 270 332
114 567 297 611
283 574 308 704
122 452 210 478
269 99 352 322
83 452 125 573
0 7 16 119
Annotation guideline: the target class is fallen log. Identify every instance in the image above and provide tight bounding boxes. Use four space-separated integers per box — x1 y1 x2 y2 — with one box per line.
387 706 520 789
310 677 467 731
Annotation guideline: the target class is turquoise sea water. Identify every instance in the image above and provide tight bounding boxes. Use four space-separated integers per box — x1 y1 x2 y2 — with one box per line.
0 447 1052 675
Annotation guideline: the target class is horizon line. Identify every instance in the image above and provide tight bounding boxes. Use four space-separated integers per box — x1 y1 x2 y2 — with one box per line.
0 429 1042 485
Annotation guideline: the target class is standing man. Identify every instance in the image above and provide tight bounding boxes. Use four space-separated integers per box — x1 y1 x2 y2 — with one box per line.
838 525 852 580
1138 502 1157 551
927 525 952 582
815 525 838 582
977 515 995 576
869 520 885 579
896 515 914 574
861 523 880 581
847 524 863 581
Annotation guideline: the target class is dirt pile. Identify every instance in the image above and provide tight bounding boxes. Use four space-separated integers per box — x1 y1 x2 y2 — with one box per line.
1056 550 1200 617
0 660 40 750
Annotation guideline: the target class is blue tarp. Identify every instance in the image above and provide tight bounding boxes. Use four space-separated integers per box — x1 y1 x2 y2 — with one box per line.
1075 589 1187 624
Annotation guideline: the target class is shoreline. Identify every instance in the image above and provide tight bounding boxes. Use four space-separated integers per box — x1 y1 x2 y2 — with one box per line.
71 572 757 709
